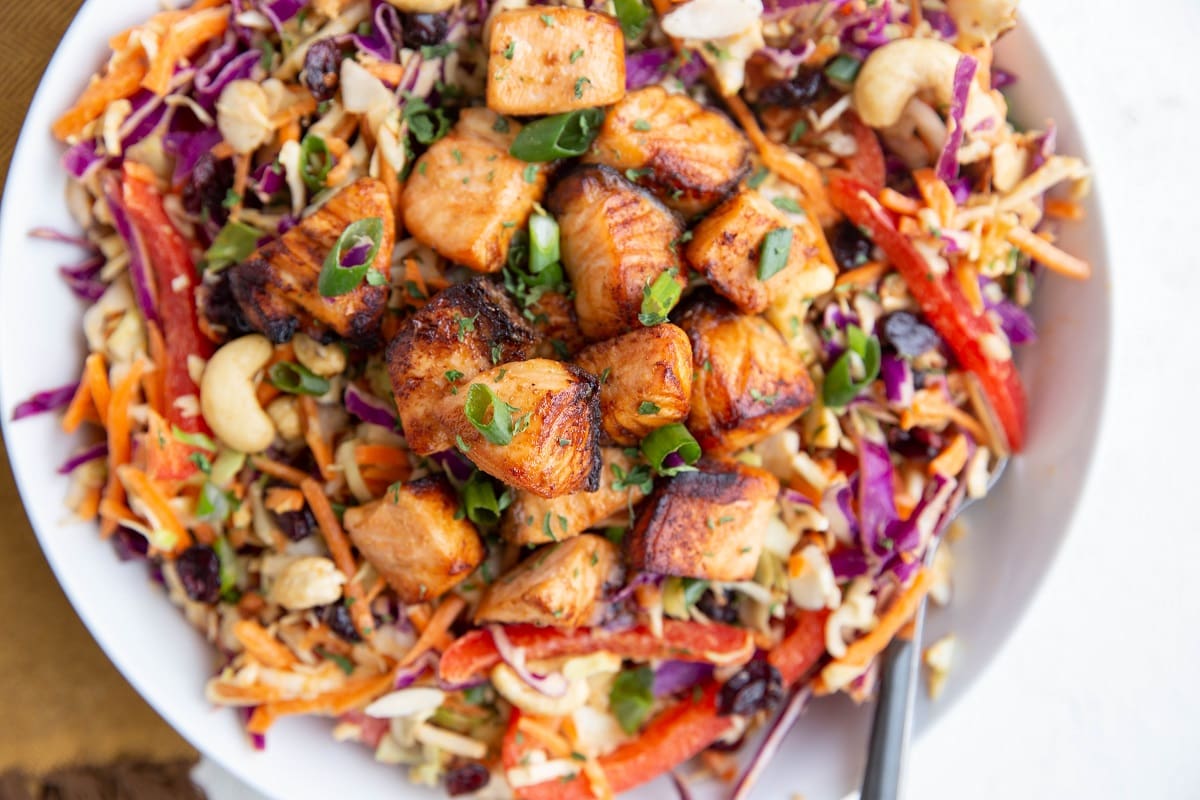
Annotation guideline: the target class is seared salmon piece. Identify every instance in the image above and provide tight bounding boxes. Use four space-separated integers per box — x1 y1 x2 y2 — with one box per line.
475 534 621 628
229 177 393 345
401 108 549 273
446 359 602 498
678 292 815 455
387 277 537 455
501 447 646 546
487 7 625 116
573 324 693 445
685 188 836 314
546 165 685 341
626 460 779 581
583 87 750 218
343 476 485 604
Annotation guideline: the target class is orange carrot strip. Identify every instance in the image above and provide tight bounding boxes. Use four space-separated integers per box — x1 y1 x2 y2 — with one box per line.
84 353 112 426
145 321 166 415
246 669 396 734
278 120 301 146
403 257 428 302
100 361 146 536
142 7 230 96
299 396 334 480
264 486 305 514
354 444 409 467
929 433 969 478
362 60 407 84
270 95 318 128
234 620 299 670
879 187 922 217
300 478 374 636
407 604 433 633
250 455 311 486
834 261 887 289
1044 198 1084 221
61 374 94 435
229 153 251 220
255 381 282 409
517 717 573 759
955 262 984 316
400 595 465 667
912 168 955 225
76 487 102 522
52 58 148 141
1006 226 1091 280
119 465 191 555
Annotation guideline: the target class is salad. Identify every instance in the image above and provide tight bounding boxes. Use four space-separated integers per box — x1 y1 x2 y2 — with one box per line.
15 0 1091 796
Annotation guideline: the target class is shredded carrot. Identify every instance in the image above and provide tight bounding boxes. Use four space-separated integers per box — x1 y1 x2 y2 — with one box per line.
362 60 407 85
270 95 318 128
298 396 335 480
400 595 465 667
246 668 397 734
278 120 301 146
76 487 102 522
142 7 229 95
84 353 112 426
255 381 282 409
818 569 932 691
234 620 299 670
1044 198 1085 221
912 168 955 226
908 0 922 27
61 374 95 435
229 153 251 221
250 455 311 486
406 604 433 633
118 465 191 555
363 575 387 604
144 322 166 415
300 478 375 636
354 444 409 468
403 257 428 303
724 94 837 228
100 361 146 536
700 750 739 782
210 141 235 160
191 522 217 546
517 716 573 759
879 187 921 217
264 486 306 514
955 262 984 316
1006 226 1091 280
266 340 296 368
900 388 988 444
834 261 887 289
237 591 266 616
52 58 148 141
929 433 969 478
324 151 356 188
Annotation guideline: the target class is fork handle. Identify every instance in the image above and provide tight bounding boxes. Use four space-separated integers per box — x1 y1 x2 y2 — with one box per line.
860 597 928 800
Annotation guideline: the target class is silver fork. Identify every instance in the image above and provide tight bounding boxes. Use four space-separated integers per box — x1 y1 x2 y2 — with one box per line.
859 458 1008 800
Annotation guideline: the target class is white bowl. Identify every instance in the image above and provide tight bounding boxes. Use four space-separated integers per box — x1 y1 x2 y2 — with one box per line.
0 4 1110 799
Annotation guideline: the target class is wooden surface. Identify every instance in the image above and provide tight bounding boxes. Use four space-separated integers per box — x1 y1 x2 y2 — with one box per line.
0 0 197 775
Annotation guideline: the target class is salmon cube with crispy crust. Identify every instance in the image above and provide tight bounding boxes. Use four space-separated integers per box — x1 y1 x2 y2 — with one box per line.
678 292 815 455
229 177 394 345
685 188 836 315
626 460 779 582
343 476 485 604
487 7 626 117
583 87 750 218
401 108 549 273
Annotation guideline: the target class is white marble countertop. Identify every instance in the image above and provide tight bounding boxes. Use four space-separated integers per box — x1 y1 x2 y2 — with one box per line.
197 1 1200 797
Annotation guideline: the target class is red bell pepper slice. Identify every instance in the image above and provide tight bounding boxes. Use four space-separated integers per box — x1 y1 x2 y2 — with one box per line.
438 621 755 687
829 176 1027 451
122 163 215 479
840 113 886 193
499 611 829 800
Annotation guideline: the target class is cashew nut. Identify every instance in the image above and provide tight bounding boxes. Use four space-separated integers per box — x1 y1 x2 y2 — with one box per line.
946 0 1018 47
266 396 303 441
268 556 346 610
383 0 459 15
200 334 277 453
293 333 347 377
853 39 966 128
490 663 589 717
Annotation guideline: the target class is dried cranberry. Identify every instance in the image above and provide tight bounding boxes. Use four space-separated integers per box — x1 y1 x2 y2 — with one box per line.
401 12 448 49
176 545 221 604
696 589 739 625
182 152 234 225
879 311 941 358
302 39 342 102
199 270 253 340
758 67 825 108
445 762 490 796
888 426 943 460
717 660 784 716
272 506 318 541
831 220 874 271
324 603 362 643
112 526 148 562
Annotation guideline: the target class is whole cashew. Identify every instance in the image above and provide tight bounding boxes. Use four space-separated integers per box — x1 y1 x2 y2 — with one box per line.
201 334 277 453
946 0 1018 47
853 39 966 129
293 333 346 378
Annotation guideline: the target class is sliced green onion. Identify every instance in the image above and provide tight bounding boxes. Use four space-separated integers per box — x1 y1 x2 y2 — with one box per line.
758 227 794 281
464 383 522 445
510 108 605 162
171 425 217 452
269 362 331 396
771 196 804 214
461 470 510 526
318 217 384 297
613 0 650 39
209 449 247 486
640 423 701 476
300 134 334 192
638 270 682 326
637 401 660 415
196 480 234 522
823 324 881 407
213 534 240 601
528 213 560 274
681 577 709 606
824 54 862 84
203 221 263 272
610 666 654 734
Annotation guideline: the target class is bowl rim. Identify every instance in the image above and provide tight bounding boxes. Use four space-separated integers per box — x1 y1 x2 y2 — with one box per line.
0 3 1114 797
